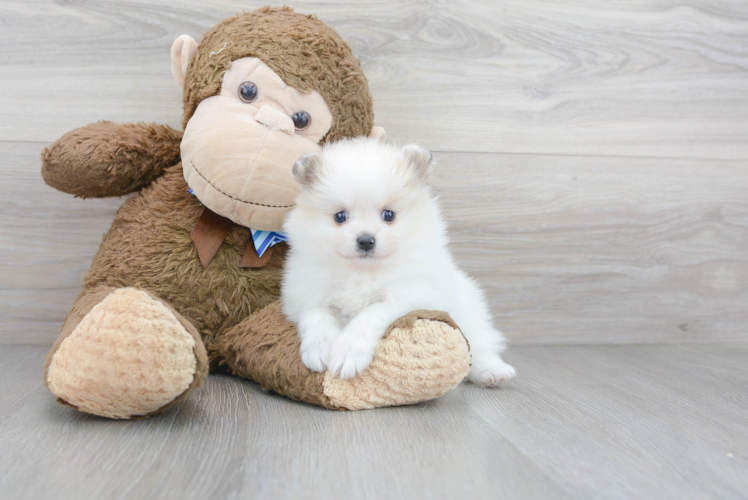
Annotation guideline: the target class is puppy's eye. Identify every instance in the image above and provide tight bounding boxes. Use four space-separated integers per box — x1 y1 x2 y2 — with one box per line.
238 81 258 103
292 111 311 130
381 210 395 222
334 211 348 224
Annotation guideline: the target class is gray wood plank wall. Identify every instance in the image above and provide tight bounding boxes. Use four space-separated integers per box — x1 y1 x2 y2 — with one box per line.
1 0 747 344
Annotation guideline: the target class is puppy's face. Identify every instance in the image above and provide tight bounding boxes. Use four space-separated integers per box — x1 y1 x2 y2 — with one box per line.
287 138 434 266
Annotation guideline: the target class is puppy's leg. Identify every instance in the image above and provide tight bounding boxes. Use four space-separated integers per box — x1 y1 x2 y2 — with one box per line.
328 303 403 380
459 314 516 387
451 273 516 387
466 332 517 387
297 309 341 373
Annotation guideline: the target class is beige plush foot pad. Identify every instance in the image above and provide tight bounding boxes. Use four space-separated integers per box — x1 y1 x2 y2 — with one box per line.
323 314 471 410
47 288 202 419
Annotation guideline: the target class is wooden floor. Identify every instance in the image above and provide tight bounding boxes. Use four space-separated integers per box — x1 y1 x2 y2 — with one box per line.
1 344 746 500
1 1 747 499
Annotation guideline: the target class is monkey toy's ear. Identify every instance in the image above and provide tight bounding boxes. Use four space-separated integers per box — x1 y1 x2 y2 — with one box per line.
369 126 387 144
292 153 324 187
170 34 199 91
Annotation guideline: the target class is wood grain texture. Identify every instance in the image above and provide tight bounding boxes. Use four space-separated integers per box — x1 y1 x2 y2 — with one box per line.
1 141 123 343
1 344 746 500
2 1 746 341
432 152 748 344
0 0 747 158
3 142 745 344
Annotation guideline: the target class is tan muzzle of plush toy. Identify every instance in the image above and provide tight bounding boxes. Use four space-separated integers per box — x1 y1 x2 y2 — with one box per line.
181 57 333 232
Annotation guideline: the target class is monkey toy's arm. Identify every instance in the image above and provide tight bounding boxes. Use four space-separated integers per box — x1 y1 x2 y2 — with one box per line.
41 121 182 198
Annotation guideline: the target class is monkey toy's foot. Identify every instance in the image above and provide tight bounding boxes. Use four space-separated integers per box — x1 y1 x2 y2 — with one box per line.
322 310 472 409
45 288 208 419
214 302 471 410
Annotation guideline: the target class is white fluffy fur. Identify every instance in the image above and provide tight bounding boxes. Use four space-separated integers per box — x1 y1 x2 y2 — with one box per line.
282 137 516 385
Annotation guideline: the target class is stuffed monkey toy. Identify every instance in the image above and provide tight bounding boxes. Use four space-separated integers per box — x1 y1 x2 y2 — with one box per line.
41 7 470 419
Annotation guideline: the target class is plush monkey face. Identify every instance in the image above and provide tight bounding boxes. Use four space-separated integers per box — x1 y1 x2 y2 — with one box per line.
180 57 333 231
170 7 384 231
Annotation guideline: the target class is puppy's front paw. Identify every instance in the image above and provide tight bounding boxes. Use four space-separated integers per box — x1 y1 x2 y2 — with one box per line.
468 355 516 387
327 335 377 380
300 335 332 373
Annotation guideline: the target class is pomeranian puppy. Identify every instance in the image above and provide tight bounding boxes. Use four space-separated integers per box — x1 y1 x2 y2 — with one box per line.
282 137 516 386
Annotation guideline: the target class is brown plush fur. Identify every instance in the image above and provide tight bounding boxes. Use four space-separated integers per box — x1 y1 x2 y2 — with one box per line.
182 6 374 143
77 164 286 350
212 301 333 408
41 121 182 198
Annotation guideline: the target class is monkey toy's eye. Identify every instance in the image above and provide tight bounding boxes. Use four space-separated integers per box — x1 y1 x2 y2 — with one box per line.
381 210 395 222
334 211 348 224
238 81 258 103
292 111 311 130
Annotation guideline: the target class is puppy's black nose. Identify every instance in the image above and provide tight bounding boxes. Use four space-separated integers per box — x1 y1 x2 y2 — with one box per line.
357 234 376 252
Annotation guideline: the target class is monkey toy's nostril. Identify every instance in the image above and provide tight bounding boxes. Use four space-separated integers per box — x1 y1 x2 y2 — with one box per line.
357 235 376 252
254 105 295 135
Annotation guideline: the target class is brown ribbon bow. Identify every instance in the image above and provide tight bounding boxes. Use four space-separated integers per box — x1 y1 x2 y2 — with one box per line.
190 208 274 268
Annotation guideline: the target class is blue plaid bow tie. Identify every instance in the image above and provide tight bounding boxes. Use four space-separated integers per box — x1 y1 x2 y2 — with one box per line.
189 188 288 268
250 229 288 258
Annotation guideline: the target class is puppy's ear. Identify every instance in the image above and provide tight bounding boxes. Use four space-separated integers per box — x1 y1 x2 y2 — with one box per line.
292 153 323 187
402 144 434 183
369 126 387 144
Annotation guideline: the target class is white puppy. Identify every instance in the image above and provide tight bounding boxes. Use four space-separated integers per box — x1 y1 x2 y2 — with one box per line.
282 137 516 386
